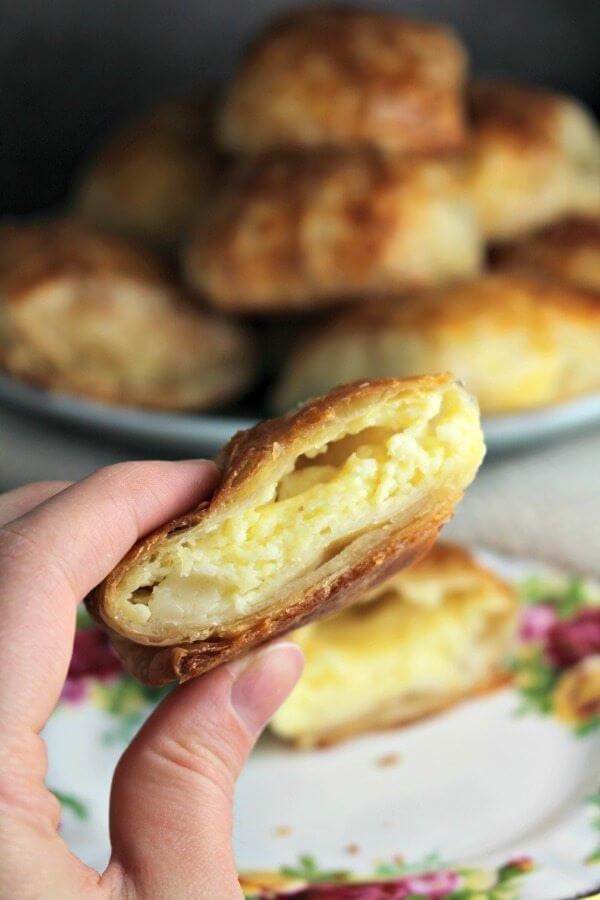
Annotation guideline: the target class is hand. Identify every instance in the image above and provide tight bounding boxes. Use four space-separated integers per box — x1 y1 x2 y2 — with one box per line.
0 462 304 900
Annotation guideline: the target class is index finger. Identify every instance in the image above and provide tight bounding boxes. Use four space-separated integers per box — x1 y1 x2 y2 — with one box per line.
0 460 218 738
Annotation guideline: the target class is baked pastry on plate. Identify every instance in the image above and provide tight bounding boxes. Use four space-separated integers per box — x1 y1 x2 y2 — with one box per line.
218 7 467 155
0 220 254 410
74 97 219 250
184 149 482 313
467 81 600 241
271 541 517 746
87 375 484 685
495 217 600 294
272 273 600 416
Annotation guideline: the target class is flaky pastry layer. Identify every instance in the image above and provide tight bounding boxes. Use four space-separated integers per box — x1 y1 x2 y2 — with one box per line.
273 273 600 415
183 149 482 313
467 81 600 240
495 217 600 294
0 220 254 410
218 8 467 155
87 376 484 684
74 97 220 250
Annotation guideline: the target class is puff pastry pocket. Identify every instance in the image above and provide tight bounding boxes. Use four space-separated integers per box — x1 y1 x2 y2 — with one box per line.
270 542 517 747
87 375 484 685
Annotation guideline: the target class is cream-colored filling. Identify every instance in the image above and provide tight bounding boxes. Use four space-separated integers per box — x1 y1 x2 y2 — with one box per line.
118 388 480 635
271 582 510 740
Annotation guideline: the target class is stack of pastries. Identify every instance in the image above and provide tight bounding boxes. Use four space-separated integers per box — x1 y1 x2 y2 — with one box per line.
0 4 598 416
5 6 594 747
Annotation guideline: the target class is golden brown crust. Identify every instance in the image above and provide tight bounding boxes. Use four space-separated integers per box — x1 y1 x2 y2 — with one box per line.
273 273 600 415
467 81 600 240
74 97 221 249
218 7 467 155
0 219 255 410
183 148 481 312
469 80 565 150
86 375 482 684
0 218 170 303
494 216 600 293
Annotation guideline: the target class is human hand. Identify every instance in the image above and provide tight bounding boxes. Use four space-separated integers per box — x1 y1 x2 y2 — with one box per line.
0 462 304 900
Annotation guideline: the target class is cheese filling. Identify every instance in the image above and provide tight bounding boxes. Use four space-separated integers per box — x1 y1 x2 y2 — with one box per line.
271 578 512 741
116 388 479 637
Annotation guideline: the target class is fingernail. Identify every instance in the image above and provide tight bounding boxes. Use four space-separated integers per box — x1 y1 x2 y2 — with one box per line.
230 642 304 735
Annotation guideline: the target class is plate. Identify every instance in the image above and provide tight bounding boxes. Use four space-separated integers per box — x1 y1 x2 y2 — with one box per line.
1 373 599 457
46 553 600 900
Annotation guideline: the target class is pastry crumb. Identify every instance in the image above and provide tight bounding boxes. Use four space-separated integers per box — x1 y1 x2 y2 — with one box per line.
393 854 406 866
273 825 293 838
345 843 360 856
375 752 401 768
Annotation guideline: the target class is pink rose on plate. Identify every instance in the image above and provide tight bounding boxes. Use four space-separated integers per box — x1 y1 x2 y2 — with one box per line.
297 871 460 899
301 885 407 899
61 627 122 701
519 604 558 643
402 870 461 896
546 608 600 668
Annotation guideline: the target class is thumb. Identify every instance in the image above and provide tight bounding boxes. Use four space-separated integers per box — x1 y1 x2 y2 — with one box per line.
105 642 304 900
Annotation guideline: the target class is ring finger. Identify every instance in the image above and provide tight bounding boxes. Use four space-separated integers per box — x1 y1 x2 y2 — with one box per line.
0 480 72 527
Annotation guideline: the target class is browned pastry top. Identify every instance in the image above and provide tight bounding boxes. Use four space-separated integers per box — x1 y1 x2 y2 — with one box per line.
218 6 467 154
184 147 480 312
495 217 600 292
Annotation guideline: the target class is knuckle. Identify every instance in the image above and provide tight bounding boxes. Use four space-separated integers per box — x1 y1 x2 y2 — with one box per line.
92 460 166 488
0 521 40 565
148 731 238 802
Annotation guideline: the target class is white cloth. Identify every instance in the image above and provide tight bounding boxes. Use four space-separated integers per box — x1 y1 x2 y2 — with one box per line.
447 427 600 579
1 404 599 577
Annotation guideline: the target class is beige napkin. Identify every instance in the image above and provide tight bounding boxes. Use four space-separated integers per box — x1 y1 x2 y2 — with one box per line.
447 427 600 578
1 404 599 578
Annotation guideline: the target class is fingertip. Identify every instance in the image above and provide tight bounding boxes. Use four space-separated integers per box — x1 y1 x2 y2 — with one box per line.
229 641 305 736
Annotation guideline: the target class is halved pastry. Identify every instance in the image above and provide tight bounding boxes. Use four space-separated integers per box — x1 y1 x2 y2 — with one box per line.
270 542 517 746
218 7 468 155
273 273 600 415
0 220 254 410
74 97 220 250
467 81 600 241
183 149 482 313
495 217 600 294
87 376 484 685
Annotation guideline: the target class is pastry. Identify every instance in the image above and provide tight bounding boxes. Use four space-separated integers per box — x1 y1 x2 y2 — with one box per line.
273 273 600 415
87 375 485 685
218 7 467 155
183 148 482 312
495 217 600 293
74 97 220 249
271 542 517 746
467 81 600 240
0 220 254 410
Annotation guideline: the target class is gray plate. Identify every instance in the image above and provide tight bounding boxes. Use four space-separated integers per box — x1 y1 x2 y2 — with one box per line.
0 373 599 456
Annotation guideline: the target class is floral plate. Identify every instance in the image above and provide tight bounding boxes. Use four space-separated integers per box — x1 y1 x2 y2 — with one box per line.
45 553 600 900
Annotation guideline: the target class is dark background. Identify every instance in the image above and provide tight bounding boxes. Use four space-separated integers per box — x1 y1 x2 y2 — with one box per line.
1 0 599 215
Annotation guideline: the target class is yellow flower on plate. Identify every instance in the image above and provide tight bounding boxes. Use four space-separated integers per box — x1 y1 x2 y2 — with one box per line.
461 868 496 889
553 655 600 725
239 870 307 895
89 680 146 715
